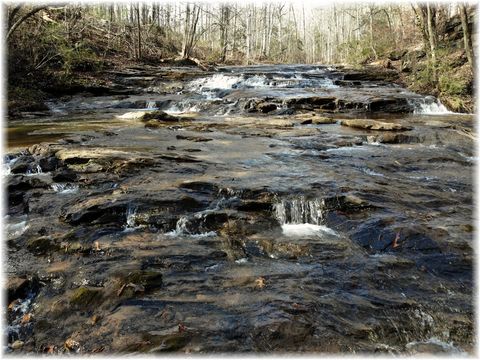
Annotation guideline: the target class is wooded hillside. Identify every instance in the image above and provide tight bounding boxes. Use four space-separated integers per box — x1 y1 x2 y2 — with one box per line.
6 2 477 112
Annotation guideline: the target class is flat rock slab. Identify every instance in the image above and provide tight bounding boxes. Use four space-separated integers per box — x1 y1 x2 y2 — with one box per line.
340 119 412 131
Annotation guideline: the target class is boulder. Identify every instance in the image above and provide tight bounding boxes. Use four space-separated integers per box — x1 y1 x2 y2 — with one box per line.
340 119 412 131
257 102 278 113
10 155 35 174
388 50 407 61
8 175 52 192
140 110 181 122
312 117 337 125
6 276 40 303
38 156 60 172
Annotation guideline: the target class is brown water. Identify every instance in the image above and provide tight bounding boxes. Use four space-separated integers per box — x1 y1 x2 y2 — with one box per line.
4 64 474 354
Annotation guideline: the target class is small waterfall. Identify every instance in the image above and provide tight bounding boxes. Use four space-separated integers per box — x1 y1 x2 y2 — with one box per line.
2 156 18 176
274 197 325 225
146 101 157 109
410 96 453 115
124 205 138 231
273 197 338 237
166 213 217 238
26 164 43 176
51 183 79 194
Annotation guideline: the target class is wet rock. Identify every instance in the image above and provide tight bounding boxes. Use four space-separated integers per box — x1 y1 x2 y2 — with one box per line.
313 116 337 124
70 287 102 308
117 270 163 293
350 218 398 251
178 211 231 233
323 194 373 212
140 110 182 122
415 254 472 281
340 119 412 131
52 168 78 182
368 97 412 113
176 134 213 142
179 181 219 194
27 236 60 254
146 333 190 352
158 153 202 163
11 340 24 350
257 102 277 113
7 276 40 303
405 339 461 354
397 227 441 252
285 96 337 111
10 155 35 174
60 198 127 226
343 67 399 82
334 80 362 86
38 156 60 172
237 200 272 212
8 175 52 192
27 144 57 157
367 133 420 144
253 318 315 351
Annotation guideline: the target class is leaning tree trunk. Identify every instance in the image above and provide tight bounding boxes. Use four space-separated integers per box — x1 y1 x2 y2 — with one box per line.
6 5 47 41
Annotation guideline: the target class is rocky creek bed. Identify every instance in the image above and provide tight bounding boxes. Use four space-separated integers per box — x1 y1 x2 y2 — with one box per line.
4 64 475 354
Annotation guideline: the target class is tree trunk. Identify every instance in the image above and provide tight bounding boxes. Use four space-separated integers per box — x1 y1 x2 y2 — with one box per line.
6 5 47 40
459 3 474 66
136 5 142 59
426 3 437 82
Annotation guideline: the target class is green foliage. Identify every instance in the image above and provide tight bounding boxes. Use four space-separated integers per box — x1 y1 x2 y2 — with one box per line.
438 75 468 96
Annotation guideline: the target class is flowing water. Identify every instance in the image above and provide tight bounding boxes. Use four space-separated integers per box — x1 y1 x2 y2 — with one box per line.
4 64 474 354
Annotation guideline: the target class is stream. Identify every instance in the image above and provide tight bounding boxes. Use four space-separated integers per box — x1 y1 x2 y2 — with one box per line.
4 64 474 354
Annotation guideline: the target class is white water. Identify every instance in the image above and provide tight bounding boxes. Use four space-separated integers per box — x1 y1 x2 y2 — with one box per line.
5 216 29 239
362 167 385 177
26 165 43 176
274 197 325 225
2 157 18 176
405 337 466 354
411 97 453 115
166 213 217 237
274 197 339 237
146 101 157 109
51 183 79 194
281 223 338 237
187 73 337 93
126 206 137 227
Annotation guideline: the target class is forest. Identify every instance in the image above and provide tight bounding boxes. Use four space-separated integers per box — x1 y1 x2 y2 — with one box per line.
4 1 477 355
6 2 476 114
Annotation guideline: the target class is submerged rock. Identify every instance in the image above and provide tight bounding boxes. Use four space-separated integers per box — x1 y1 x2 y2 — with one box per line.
27 236 60 254
69 287 103 308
